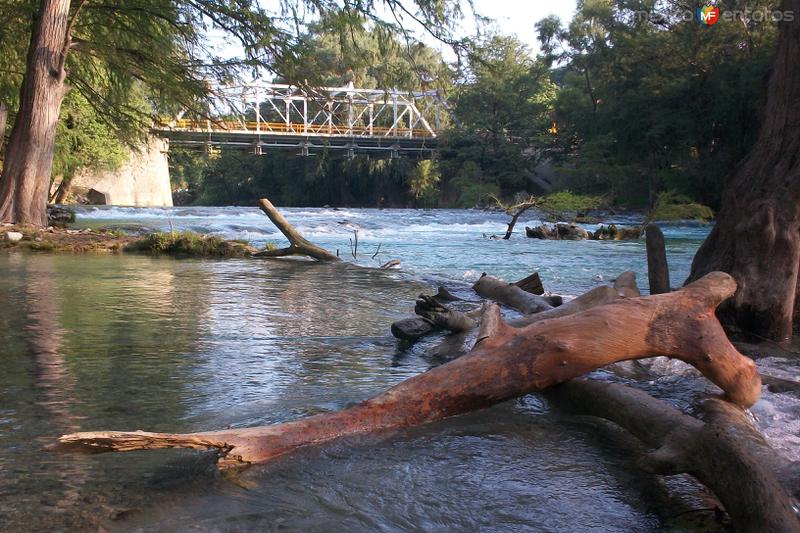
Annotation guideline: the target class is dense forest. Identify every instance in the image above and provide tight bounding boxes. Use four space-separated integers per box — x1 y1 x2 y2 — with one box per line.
167 1 779 211
0 0 780 212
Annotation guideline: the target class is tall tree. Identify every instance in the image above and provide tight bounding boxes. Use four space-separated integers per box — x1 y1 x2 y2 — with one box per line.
0 0 72 225
687 0 800 341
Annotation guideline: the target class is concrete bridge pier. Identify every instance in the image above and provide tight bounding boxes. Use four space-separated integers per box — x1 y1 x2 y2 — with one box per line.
68 137 173 207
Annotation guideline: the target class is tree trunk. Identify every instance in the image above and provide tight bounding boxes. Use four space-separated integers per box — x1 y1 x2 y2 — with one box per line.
687 0 800 340
0 0 72 226
0 102 7 152
54 272 761 468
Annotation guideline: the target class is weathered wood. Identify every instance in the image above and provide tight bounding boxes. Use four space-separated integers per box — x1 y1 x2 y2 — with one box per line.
390 317 436 341
254 198 341 262
514 272 544 295
54 272 760 469
473 273 554 314
544 380 799 532
645 224 670 295
613 271 641 298
414 295 477 332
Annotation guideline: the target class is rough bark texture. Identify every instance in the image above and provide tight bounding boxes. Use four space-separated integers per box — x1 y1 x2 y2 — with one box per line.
545 380 799 532
55 272 760 468
645 224 670 295
0 102 7 151
688 0 800 340
0 0 71 226
254 198 341 261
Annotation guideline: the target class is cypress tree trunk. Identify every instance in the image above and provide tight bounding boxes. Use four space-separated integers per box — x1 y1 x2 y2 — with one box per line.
687 0 800 341
0 0 71 226
0 102 7 151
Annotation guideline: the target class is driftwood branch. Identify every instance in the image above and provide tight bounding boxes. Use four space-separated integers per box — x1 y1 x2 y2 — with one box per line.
473 274 555 313
544 379 799 531
254 198 340 262
54 272 760 469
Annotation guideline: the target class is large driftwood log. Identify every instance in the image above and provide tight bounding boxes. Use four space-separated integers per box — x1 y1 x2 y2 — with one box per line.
54 272 760 469
472 274 555 313
544 380 799 532
254 198 341 262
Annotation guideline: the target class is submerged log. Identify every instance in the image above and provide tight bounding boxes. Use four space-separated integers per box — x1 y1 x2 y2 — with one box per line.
254 198 340 262
545 380 799 531
646 224 671 295
472 274 555 313
54 272 760 469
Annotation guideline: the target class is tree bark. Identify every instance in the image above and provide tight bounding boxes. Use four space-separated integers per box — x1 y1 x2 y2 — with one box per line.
544 380 799 532
0 0 72 226
254 198 341 261
645 224 670 295
0 102 7 152
54 272 761 468
687 0 800 340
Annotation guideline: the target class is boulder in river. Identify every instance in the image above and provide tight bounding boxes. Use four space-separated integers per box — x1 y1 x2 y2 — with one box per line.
592 224 642 240
525 223 591 240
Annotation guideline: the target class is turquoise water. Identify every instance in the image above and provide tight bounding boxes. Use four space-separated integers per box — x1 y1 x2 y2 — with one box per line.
0 207 795 531
75 205 709 295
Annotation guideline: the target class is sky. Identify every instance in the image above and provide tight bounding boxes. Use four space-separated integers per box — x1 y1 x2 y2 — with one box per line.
462 0 577 53
210 1 578 62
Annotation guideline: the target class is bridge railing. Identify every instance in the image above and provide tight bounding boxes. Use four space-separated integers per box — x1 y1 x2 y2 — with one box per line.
161 118 436 138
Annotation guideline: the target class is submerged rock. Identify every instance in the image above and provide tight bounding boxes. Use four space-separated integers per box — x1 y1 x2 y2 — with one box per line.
525 223 591 240
592 224 642 240
47 205 76 226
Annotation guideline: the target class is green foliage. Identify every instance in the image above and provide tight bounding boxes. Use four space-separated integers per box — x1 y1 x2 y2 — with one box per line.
52 91 129 185
408 160 441 203
126 231 253 257
538 0 778 209
648 191 714 222
0 0 465 181
539 191 604 217
440 34 558 199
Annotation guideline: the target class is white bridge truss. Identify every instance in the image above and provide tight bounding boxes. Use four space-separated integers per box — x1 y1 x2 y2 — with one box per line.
155 83 445 157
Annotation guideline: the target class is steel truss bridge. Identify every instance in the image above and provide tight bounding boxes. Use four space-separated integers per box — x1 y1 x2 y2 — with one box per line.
154 83 445 157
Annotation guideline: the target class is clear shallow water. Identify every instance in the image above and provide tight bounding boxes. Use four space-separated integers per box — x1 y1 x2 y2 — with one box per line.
0 207 796 531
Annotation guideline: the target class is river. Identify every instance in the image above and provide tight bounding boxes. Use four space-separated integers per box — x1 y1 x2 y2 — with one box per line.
0 207 797 531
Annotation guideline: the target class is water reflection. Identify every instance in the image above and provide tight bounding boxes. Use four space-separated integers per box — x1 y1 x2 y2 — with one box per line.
0 252 678 531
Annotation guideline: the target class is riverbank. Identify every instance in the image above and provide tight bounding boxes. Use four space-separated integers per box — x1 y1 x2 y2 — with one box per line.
0 224 258 257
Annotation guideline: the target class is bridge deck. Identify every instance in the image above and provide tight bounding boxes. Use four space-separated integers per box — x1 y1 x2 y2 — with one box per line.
156 120 438 155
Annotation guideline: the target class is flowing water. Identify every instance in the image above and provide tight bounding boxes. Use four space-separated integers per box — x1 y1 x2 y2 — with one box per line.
0 207 797 532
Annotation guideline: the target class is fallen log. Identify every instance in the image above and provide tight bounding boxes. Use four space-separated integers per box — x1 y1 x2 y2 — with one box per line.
472 273 555 313
646 224 671 295
544 380 799 531
254 198 341 262
54 272 760 469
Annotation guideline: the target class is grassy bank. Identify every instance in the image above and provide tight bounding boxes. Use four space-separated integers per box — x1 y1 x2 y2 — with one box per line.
1 226 259 258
